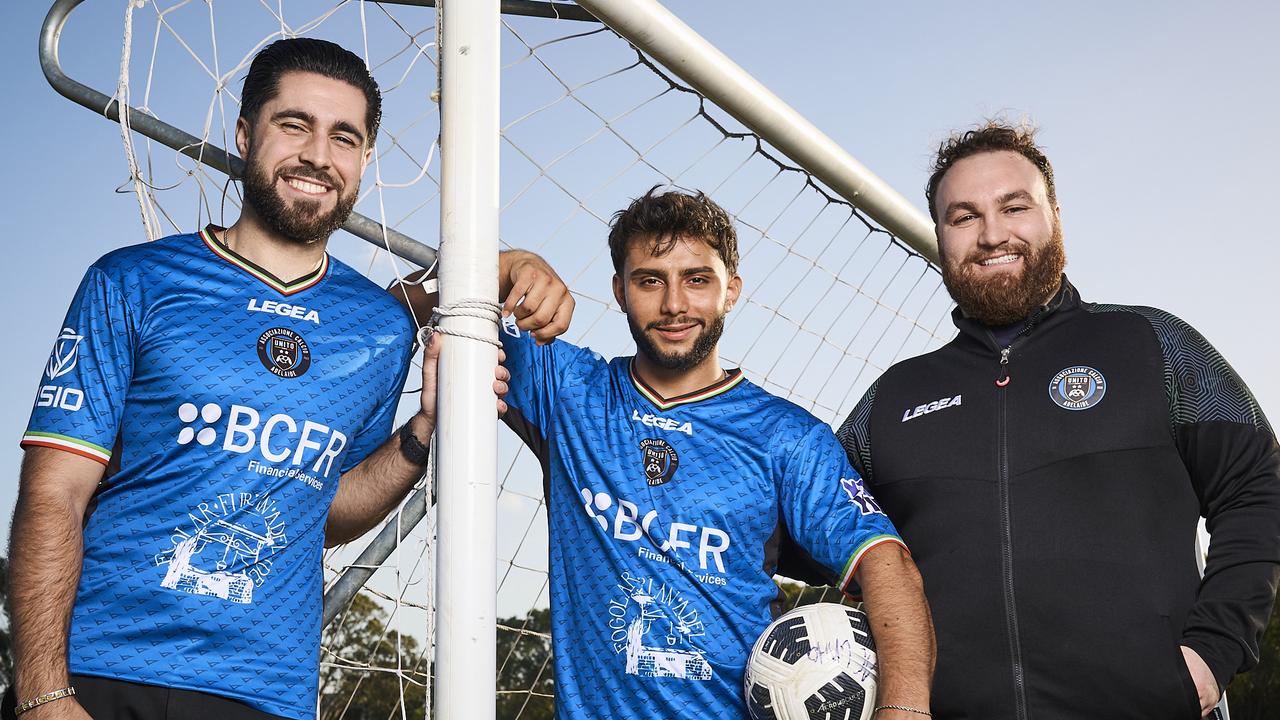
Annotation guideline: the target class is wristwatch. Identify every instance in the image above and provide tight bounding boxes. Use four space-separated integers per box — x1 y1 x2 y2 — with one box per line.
399 421 432 466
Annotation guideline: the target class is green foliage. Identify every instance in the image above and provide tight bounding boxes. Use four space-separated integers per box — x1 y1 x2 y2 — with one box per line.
775 579 855 611
318 593 429 720
497 608 553 720
320 596 555 720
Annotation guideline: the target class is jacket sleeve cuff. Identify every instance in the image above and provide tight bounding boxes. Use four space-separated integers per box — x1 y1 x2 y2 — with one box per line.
1181 633 1245 693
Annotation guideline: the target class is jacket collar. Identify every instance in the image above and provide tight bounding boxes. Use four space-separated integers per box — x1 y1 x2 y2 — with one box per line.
951 274 1080 352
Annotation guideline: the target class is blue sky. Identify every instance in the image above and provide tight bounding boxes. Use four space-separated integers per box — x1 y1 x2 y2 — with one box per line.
2 0 1278 557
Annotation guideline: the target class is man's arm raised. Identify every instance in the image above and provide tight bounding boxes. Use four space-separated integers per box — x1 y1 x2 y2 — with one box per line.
856 543 936 719
9 448 103 719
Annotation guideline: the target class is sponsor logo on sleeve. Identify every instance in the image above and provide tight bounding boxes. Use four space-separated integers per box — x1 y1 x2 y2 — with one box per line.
257 328 312 379
1049 366 1107 410
840 476 884 516
36 328 86 412
501 314 520 338
45 327 84 380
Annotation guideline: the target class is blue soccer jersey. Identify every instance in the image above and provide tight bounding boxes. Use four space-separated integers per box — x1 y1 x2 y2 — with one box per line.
21 227 415 720
500 319 903 719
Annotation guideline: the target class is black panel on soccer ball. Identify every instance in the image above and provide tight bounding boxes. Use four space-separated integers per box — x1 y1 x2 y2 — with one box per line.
746 681 778 720
758 616 811 664
845 607 876 652
804 672 866 720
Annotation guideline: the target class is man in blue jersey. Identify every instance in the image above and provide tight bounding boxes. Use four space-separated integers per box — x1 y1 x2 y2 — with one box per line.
497 188 936 718
7 39 568 720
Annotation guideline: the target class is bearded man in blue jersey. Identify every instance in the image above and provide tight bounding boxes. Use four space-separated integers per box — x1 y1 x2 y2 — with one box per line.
7 38 569 720
494 188 936 719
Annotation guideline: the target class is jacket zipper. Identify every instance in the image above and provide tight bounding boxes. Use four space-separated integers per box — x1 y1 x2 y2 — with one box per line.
996 344 1028 719
992 307 1049 720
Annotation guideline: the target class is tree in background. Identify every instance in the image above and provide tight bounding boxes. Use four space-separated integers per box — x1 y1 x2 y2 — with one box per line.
497 608 553 720
319 592 429 720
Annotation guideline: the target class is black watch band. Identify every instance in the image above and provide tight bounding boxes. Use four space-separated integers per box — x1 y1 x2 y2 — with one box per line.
398 421 432 466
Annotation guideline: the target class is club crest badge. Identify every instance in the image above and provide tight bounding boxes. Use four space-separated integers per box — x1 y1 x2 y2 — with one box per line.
640 438 680 487
257 327 312 379
1049 365 1107 411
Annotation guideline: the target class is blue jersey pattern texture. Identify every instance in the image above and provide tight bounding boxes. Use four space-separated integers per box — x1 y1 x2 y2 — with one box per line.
500 318 903 719
21 228 415 720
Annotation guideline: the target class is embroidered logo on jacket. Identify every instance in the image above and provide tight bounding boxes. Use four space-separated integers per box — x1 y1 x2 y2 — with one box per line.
1048 366 1107 410
901 394 962 422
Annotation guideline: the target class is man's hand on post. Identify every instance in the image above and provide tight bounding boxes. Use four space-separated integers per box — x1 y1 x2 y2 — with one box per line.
1180 645 1220 718
499 250 574 344
416 332 510 422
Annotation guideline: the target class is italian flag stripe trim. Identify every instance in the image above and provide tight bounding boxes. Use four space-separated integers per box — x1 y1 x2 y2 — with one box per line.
199 226 328 296
628 361 745 410
839 534 909 596
21 432 110 465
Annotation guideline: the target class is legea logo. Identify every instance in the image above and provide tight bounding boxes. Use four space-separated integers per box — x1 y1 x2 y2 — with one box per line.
176 402 347 477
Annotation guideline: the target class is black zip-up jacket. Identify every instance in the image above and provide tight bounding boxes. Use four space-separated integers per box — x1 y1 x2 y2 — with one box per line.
834 277 1280 720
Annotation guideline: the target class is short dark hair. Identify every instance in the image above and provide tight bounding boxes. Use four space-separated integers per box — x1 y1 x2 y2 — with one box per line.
607 187 739 276
926 119 1057 221
240 38 382 146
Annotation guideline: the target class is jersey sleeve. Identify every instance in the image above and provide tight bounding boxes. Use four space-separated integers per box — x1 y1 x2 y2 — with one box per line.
499 315 600 451
22 266 137 465
339 321 417 474
779 420 905 597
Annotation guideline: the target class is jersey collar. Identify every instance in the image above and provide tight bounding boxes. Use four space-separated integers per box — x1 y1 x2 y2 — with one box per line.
628 360 745 410
200 225 329 296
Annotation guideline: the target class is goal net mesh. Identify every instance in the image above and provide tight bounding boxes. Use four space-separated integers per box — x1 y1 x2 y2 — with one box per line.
84 1 955 716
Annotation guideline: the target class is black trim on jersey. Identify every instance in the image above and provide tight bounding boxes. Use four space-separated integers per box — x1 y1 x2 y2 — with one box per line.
501 406 552 505
628 361 744 409
201 224 328 292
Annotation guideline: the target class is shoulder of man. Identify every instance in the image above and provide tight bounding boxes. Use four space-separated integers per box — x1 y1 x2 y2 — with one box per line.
1083 301 1271 431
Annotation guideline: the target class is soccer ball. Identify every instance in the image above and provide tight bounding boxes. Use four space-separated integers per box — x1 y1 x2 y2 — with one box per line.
744 602 878 720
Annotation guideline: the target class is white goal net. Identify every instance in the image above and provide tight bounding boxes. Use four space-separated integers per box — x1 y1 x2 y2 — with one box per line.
47 0 954 716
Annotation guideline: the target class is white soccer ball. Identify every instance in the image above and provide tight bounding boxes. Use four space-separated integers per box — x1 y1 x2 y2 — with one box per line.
744 602 878 720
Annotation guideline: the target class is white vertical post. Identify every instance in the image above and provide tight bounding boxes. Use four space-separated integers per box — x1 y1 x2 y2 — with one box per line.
435 0 500 716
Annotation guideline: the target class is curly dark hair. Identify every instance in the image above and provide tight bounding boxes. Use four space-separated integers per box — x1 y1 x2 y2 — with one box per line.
926 120 1056 222
240 38 382 146
607 187 738 275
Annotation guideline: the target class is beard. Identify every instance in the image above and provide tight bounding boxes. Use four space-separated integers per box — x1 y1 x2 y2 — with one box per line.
241 150 358 246
941 222 1067 326
628 310 727 372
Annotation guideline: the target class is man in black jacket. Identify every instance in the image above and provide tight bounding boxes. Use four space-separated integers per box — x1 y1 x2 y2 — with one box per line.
836 121 1280 720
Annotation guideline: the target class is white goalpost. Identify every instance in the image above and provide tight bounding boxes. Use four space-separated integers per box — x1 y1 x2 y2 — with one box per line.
40 0 960 716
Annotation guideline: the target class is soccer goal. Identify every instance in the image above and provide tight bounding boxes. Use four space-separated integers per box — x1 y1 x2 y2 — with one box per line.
40 0 953 716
